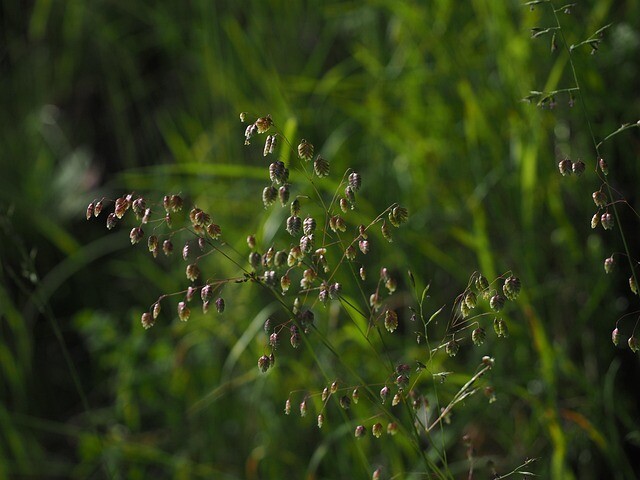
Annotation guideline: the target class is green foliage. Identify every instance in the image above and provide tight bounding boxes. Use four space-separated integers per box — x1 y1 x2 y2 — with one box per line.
1 0 640 478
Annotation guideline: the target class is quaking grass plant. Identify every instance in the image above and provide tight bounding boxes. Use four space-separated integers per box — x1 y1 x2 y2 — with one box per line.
525 0 640 352
85 112 530 478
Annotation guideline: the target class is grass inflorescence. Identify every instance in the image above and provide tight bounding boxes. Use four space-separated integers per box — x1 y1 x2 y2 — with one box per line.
86 112 525 478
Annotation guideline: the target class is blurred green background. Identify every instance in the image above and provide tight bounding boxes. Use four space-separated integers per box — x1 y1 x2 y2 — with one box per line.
1 0 640 478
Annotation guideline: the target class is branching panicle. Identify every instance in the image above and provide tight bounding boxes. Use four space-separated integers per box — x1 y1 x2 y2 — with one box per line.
85 112 525 477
